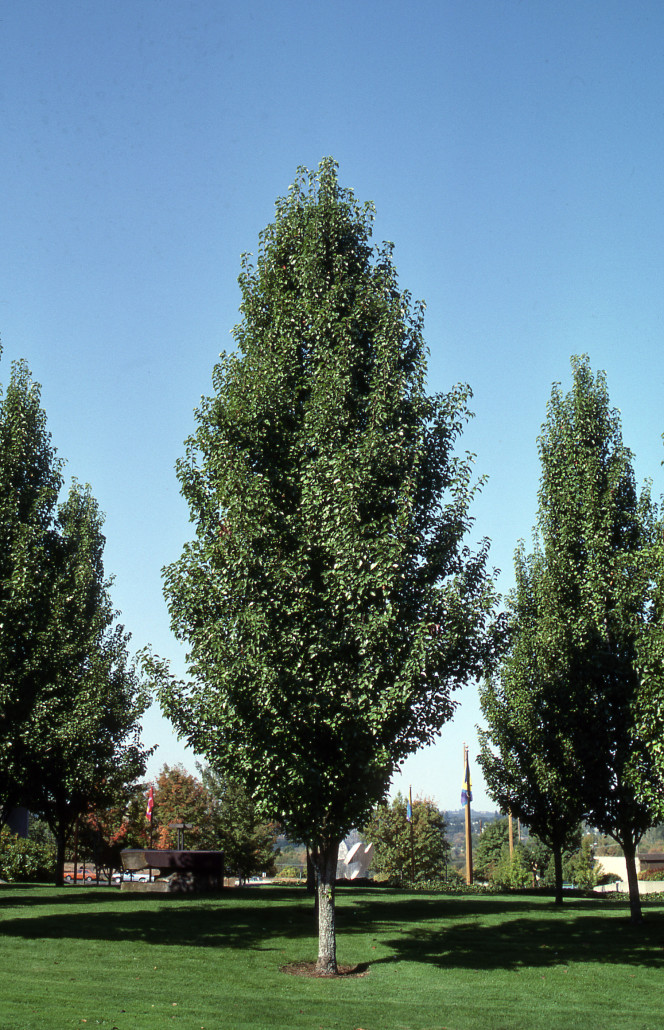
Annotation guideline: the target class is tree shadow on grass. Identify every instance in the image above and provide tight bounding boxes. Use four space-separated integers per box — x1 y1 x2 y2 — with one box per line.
371 908 664 973
0 885 147 907
0 887 320 952
336 890 608 931
336 890 664 974
1 886 662 972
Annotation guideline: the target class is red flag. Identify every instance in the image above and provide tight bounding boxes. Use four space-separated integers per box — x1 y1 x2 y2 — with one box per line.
146 785 154 822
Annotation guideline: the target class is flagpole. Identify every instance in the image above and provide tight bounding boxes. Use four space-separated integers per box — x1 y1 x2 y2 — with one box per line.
408 785 415 883
463 744 473 886
146 785 154 881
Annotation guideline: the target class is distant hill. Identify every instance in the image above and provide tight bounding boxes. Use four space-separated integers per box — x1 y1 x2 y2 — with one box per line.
444 809 502 820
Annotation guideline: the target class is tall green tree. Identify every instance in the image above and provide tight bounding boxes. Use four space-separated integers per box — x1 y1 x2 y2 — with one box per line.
478 546 586 904
0 359 62 824
482 357 663 923
25 483 151 884
0 356 150 882
364 793 449 884
158 160 497 973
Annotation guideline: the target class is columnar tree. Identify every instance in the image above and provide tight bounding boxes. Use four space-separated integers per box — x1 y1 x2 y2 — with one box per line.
25 483 151 884
0 356 151 882
481 356 663 923
159 160 496 973
478 546 586 904
0 359 62 824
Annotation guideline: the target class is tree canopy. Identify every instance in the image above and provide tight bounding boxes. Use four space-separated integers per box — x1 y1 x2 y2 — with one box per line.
0 359 62 825
149 764 213 850
479 356 664 922
478 545 586 903
29 483 151 883
158 159 497 972
0 356 151 883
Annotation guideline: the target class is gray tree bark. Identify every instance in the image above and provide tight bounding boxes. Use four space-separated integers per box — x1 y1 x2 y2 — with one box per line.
313 841 339 975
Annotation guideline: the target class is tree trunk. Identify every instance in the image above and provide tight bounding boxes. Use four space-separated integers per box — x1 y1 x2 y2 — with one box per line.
553 843 563 906
306 847 319 928
306 847 317 893
313 841 339 975
55 835 66 887
623 840 643 925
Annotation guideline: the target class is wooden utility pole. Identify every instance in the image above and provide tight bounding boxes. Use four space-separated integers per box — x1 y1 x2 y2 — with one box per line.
463 744 473 885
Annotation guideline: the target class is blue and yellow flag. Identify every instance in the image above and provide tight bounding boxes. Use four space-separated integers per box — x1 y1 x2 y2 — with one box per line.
461 756 472 807
406 785 413 823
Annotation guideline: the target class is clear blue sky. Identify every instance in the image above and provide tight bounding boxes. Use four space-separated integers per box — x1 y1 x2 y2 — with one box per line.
2 1 664 811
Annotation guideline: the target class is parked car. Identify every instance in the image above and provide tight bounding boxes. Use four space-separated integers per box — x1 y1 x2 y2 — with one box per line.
111 870 151 883
64 868 97 883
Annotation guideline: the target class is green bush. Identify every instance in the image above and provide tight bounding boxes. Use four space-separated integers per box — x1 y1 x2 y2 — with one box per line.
411 880 501 895
275 865 300 878
567 835 599 889
0 826 55 882
596 872 622 885
490 844 533 889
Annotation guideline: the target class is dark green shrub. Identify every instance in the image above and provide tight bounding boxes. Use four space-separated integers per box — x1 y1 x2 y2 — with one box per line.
0 827 55 882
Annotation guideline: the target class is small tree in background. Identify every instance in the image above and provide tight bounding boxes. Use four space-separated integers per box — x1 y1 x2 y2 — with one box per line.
151 764 214 850
200 765 277 881
474 818 510 881
567 835 599 890
490 843 532 889
364 793 449 884
78 780 152 865
474 819 596 890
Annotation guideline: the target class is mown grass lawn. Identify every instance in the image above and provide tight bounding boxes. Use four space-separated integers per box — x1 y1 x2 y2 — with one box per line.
0 884 662 1030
